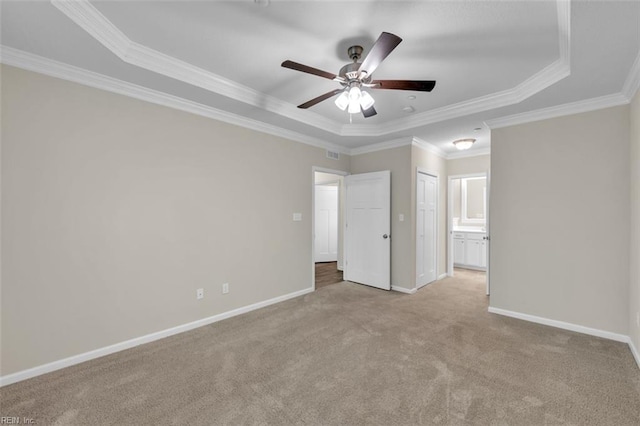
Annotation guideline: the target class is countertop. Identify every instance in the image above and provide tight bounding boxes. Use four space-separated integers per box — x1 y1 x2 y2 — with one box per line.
453 227 486 234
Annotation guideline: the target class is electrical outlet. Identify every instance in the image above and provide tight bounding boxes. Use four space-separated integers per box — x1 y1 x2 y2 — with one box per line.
222 283 229 294
196 288 204 300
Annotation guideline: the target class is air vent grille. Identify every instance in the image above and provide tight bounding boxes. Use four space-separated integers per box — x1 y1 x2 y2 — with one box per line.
326 150 340 160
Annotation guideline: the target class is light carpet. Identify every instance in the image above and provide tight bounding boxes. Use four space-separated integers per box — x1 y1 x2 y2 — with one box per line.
1 269 639 425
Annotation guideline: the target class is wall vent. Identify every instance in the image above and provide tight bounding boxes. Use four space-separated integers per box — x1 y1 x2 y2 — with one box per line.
326 150 340 160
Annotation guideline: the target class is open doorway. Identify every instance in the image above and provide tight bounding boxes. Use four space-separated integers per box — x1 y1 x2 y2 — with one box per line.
448 173 489 293
312 168 347 290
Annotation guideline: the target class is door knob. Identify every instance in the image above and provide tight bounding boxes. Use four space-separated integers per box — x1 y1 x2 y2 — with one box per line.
383 234 389 239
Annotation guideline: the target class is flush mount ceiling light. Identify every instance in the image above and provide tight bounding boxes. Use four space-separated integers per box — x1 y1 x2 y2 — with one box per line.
453 138 476 150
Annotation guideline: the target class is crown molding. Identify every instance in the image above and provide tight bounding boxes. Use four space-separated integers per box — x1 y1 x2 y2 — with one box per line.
411 137 448 159
50 0 342 136
484 92 630 129
51 0 571 139
340 0 571 137
446 148 491 160
622 51 640 101
349 137 413 156
0 46 350 155
350 136 485 160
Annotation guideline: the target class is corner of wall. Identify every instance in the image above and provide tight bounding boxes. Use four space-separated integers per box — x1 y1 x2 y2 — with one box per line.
629 88 640 365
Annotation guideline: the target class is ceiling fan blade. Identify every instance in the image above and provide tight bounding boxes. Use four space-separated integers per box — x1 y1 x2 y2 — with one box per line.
358 32 402 78
370 80 436 92
362 105 377 118
282 60 338 80
297 89 344 109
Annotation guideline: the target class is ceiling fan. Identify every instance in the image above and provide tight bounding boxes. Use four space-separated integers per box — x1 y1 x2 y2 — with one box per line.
281 32 436 119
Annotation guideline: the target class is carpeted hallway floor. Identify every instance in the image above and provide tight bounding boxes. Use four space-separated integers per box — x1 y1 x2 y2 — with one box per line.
1 270 639 425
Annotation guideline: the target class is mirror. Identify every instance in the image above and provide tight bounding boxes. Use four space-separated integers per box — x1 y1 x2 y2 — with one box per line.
452 176 486 225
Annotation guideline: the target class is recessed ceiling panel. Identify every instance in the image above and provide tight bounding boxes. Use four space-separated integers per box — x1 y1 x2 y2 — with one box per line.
93 0 559 122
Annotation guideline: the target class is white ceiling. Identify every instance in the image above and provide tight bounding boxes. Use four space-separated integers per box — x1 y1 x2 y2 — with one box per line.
1 1 639 156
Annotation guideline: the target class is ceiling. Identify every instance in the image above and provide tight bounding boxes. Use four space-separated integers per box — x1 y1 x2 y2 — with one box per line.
1 1 639 157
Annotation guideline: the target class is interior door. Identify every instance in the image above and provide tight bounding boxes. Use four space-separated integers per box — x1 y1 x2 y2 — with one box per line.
485 169 491 295
416 172 437 287
314 185 338 262
344 171 391 290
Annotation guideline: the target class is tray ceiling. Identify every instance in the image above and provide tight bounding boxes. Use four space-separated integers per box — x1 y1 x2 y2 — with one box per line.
1 1 639 156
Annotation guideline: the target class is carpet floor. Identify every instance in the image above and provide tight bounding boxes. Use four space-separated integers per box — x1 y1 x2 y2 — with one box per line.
1 270 639 425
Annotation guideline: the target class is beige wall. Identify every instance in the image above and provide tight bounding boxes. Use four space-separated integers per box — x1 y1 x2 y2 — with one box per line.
447 154 490 176
630 90 640 353
490 106 630 335
412 145 448 284
351 146 412 288
0 66 350 375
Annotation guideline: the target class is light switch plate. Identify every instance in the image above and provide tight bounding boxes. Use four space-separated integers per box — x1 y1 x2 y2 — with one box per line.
399 214 405 222
293 213 302 221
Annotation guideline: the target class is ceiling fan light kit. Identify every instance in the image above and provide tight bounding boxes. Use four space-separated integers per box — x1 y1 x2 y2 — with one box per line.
453 138 476 150
281 32 436 119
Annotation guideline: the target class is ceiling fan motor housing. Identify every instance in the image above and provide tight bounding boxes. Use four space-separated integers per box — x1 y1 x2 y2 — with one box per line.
339 62 361 81
340 45 366 82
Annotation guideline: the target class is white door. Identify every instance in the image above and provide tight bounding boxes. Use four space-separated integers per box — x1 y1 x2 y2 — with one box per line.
344 171 391 290
314 185 338 262
485 169 491 295
416 172 437 287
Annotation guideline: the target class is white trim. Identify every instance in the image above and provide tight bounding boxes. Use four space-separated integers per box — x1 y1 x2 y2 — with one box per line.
438 273 448 280
349 137 413 156
629 339 640 370
484 93 630 129
446 148 491 160
454 265 486 272
0 287 313 387
49 0 571 138
0 46 350 155
447 176 454 277
50 0 341 136
391 285 417 294
488 306 629 343
349 136 450 159
412 137 448 159
622 50 640 101
337 0 571 137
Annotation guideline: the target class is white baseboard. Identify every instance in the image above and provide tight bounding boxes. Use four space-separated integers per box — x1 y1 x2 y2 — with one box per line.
629 339 640 370
0 287 314 387
487 306 629 342
391 285 416 294
438 273 448 280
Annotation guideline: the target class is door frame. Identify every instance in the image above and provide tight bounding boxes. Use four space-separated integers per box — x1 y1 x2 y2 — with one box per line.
416 168 439 289
447 172 489 294
311 166 349 291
